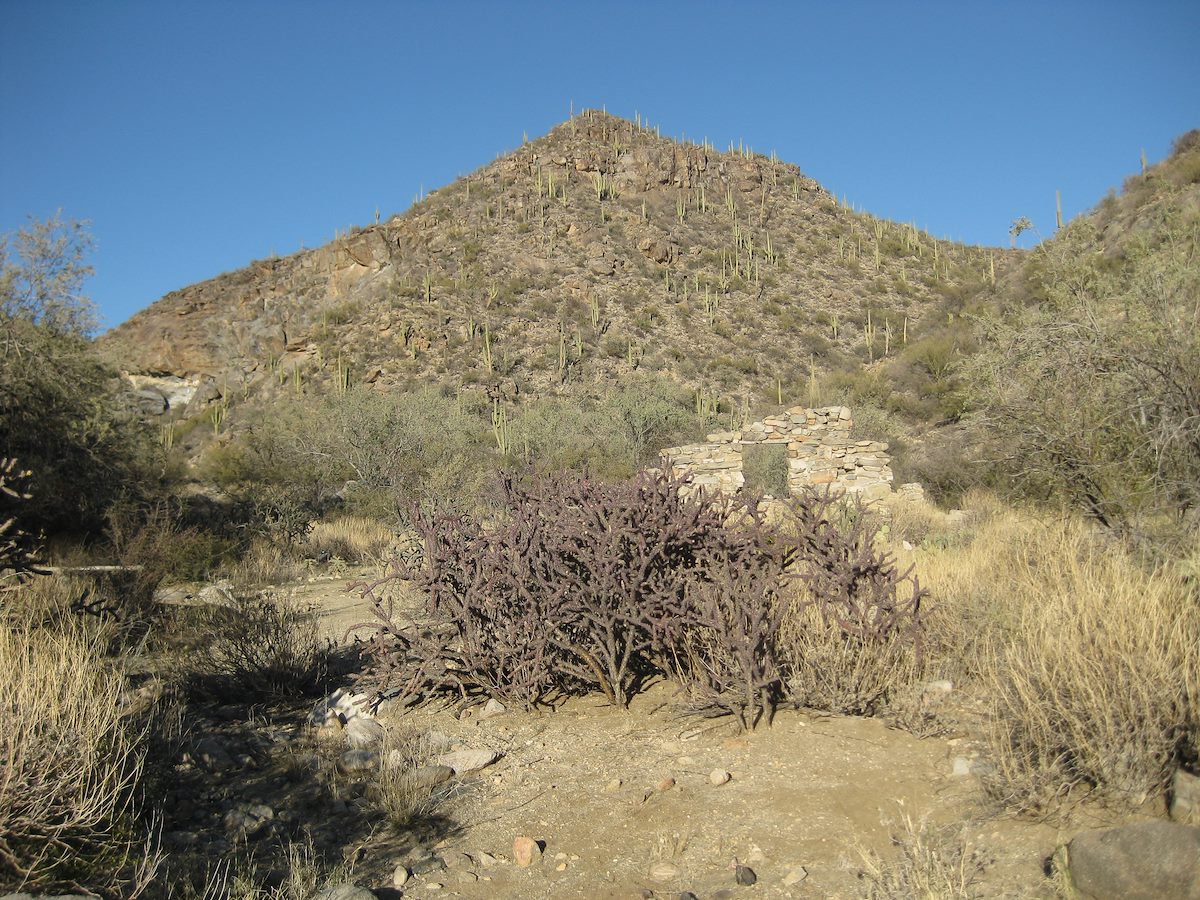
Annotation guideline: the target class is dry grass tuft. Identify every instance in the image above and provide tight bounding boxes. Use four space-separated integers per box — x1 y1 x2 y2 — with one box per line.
0 624 148 891
366 730 447 830
223 537 305 589
855 814 987 899
779 598 924 716
902 495 1200 812
307 515 396 566
186 835 354 900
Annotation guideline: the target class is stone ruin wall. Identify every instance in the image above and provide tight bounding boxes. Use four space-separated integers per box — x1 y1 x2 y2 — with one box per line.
661 405 894 501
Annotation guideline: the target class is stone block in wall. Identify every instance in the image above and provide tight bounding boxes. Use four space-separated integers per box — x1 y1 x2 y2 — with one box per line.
858 482 893 502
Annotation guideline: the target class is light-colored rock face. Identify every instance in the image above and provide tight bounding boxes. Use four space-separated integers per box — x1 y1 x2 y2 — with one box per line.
661 405 893 500
124 373 205 413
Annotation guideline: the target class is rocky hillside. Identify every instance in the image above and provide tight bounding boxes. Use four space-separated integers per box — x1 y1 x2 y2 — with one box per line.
101 110 1018 438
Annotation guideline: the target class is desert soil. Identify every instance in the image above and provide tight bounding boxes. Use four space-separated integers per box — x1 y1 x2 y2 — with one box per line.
203 571 1133 899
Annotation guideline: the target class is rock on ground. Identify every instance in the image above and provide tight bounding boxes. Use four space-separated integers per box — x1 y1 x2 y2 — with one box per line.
1062 820 1200 900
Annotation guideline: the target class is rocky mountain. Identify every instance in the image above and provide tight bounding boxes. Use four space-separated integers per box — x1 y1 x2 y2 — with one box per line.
101 110 1018 439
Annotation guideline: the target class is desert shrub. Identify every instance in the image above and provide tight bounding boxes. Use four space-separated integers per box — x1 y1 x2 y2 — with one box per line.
901 428 986 507
1 216 159 536
980 519 1200 812
247 484 317 548
0 625 148 892
356 473 798 725
355 473 927 729
657 500 797 729
104 500 237 630
189 591 331 701
242 386 490 519
968 146 1200 546
601 376 698 468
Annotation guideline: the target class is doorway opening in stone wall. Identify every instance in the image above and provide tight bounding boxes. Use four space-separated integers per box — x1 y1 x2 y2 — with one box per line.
741 443 789 498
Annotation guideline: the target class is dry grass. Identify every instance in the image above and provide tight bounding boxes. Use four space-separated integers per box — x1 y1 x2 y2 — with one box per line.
979 520 1199 811
779 598 925 716
366 730 447 831
223 537 305 588
184 836 354 900
900 496 1200 813
855 813 987 899
307 515 396 566
0 623 148 892
1 573 94 628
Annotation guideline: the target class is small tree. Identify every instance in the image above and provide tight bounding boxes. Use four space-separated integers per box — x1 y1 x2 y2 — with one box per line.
0 216 154 534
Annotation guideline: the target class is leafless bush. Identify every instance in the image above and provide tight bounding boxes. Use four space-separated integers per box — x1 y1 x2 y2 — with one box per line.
775 493 928 714
355 472 791 718
189 591 331 701
655 498 796 729
0 458 41 584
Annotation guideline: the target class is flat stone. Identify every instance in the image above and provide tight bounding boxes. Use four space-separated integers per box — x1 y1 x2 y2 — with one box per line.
343 716 385 750
782 865 809 885
338 749 378 774
440 849 472 869
435 748 501 775
479 698 507 719
191 736 235 772
648 862 680 882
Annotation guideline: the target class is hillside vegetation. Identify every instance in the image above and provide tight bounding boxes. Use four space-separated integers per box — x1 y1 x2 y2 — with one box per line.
101 112 1014 474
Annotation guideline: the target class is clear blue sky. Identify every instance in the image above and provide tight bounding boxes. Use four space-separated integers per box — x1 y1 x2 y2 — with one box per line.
2 1 1196 330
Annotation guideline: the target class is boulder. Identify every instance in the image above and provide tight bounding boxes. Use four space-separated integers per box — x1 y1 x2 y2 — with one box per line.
1061 820 1200 899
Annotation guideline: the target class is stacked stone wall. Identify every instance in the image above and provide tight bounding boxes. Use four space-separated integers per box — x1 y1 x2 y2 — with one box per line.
661 405 893 501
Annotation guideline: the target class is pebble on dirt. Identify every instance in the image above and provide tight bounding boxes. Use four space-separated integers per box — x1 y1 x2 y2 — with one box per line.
513 835 543 867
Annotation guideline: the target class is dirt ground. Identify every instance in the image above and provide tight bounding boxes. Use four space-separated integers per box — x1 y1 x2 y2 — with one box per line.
231 571 1134 899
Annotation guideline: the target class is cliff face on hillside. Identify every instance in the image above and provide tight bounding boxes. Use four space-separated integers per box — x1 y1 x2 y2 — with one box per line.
100 111 1015 429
